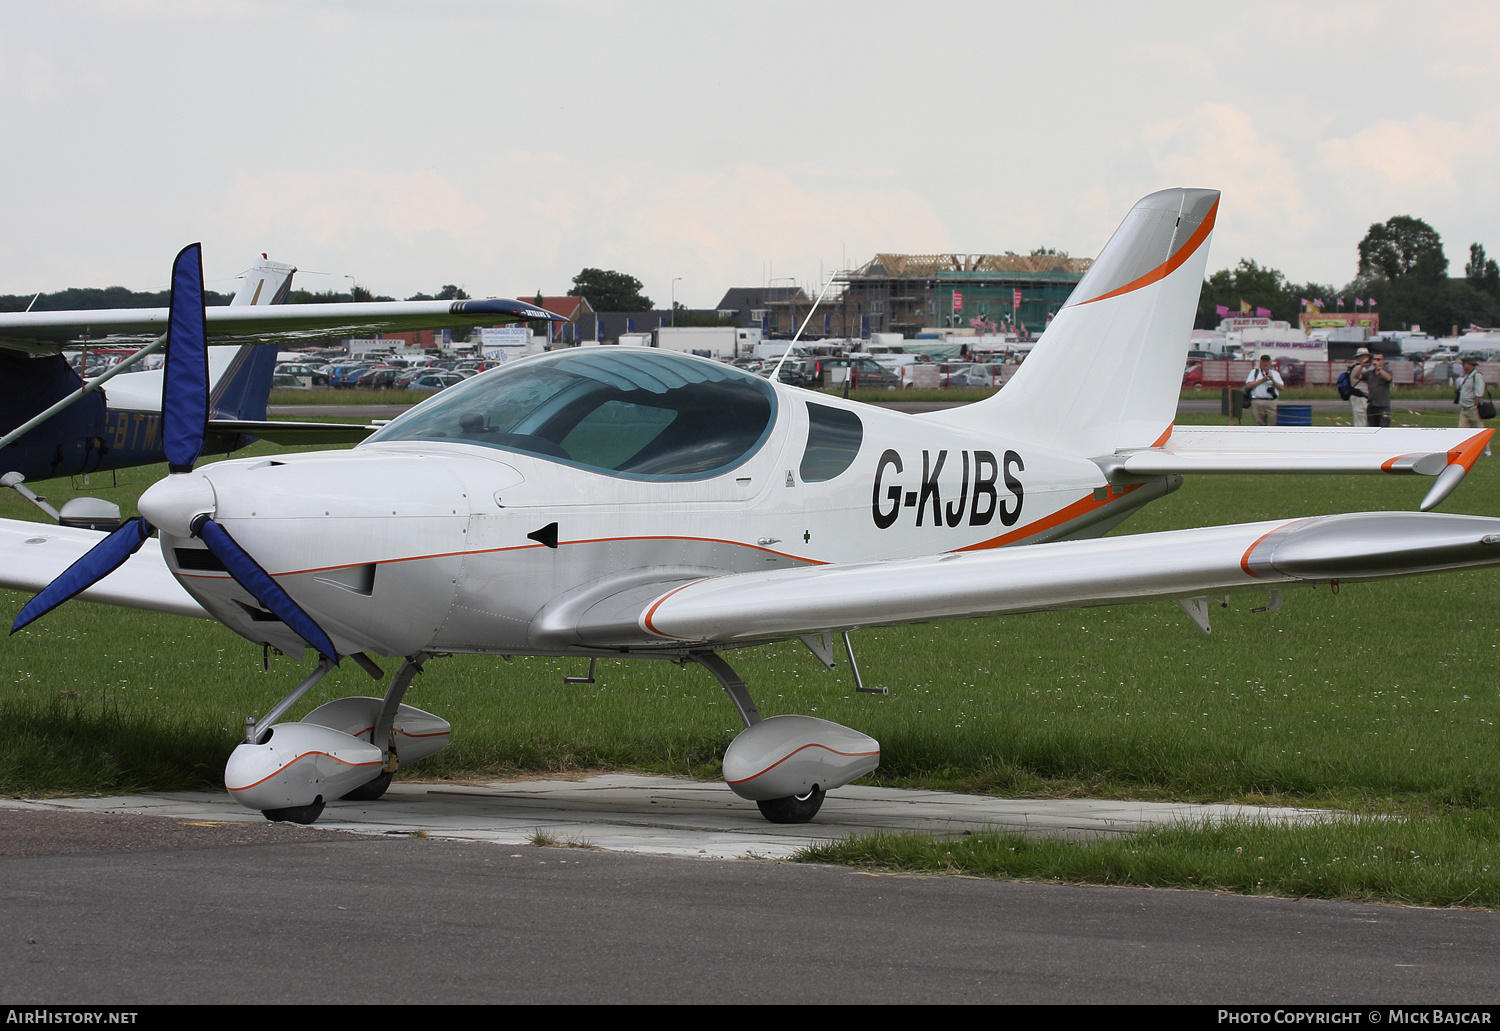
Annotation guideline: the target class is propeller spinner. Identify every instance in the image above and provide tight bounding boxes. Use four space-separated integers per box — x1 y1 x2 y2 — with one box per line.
11 244 339 664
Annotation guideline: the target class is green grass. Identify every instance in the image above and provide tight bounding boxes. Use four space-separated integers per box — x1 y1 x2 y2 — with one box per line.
4 413 1500 905
797 814 1500 909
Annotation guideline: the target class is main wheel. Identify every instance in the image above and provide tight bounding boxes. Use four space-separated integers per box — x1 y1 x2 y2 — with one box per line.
341 770 393 802
756 786 825 824
263 797 325 825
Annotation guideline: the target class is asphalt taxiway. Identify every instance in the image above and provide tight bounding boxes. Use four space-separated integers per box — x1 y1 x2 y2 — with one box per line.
2 792 1497 1005
3 774 1339 859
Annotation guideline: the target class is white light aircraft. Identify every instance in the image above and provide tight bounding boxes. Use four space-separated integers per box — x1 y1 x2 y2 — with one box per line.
3 191 1497 826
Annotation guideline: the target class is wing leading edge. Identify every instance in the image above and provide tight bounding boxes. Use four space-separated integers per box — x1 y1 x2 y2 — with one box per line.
0 298 565 354
603 511 1500 647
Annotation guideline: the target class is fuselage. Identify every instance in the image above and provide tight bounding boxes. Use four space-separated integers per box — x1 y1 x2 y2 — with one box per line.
145 349 1173 660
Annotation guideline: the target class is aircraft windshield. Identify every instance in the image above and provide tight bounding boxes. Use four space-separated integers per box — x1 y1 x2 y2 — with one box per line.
364 349 778 479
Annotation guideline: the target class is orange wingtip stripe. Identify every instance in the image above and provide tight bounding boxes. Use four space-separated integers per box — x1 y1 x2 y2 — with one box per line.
1380 453 1417 472
1239 525 1285 579
642 581 701 638
1072 197 1219 308
1448 429 1493 473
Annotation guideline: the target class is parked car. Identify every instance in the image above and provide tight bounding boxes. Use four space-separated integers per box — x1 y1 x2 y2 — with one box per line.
406 372 465 393
275 362 330 386
822 356 902 390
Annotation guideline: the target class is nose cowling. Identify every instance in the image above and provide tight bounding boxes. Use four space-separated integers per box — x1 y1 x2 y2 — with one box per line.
159 452 471 658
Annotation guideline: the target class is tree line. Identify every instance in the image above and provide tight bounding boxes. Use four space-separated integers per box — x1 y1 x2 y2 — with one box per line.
1196 216 1500 335
0 283 471 311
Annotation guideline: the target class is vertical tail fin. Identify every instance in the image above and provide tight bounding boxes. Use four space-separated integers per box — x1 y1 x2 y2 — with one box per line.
210 256 297 420
936 188 1218 458
230 256 297 307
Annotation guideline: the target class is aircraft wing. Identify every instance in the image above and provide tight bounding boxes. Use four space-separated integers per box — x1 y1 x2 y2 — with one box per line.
1109 426 1494 511
0 518 208 620
583 511 1500 647
0 298 564 354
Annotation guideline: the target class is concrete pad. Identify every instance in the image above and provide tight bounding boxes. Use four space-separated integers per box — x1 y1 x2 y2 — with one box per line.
1 776 1340 860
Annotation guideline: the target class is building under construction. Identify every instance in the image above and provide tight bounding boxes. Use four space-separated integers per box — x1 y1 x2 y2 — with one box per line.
833 252 1093 339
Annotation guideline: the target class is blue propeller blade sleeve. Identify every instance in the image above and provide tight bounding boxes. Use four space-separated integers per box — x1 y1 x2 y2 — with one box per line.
163 243 209 472
196 519 339 664
11 518 152 634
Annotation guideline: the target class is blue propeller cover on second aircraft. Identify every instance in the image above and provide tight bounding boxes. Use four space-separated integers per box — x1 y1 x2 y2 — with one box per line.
163 243 209 472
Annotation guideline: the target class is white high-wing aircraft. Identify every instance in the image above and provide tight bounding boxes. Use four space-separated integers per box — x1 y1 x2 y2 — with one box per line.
4 191 1498 827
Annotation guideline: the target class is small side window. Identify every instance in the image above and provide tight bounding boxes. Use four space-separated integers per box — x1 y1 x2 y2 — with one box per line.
800 402 863 482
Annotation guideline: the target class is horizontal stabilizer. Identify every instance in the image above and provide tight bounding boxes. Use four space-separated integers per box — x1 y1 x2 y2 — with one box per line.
1110 426 1493 477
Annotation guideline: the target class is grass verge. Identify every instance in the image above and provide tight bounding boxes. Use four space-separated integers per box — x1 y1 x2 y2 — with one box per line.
795 811 1500 909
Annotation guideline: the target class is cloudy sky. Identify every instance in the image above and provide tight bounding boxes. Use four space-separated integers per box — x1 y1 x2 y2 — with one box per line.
3 1 1498 307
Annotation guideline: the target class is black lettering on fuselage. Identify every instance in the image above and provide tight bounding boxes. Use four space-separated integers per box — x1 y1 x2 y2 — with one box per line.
945 451 969 527
970 450 997 526
1000 450 1024 526
869 447 1024 531
871 449 903 529
916 450 946 527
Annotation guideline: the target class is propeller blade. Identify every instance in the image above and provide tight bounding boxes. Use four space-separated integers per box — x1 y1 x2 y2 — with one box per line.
163 243 209 472
195 517 339 664
11 517 152 634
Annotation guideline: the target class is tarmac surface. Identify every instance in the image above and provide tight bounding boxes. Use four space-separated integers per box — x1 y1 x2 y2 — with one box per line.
0 775 1340 859
2 788 1497 1004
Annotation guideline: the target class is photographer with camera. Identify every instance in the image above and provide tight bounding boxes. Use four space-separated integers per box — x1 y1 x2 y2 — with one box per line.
1243 353 1284 426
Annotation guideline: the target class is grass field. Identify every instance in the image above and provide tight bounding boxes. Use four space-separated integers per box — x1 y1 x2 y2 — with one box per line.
2 409 1497 905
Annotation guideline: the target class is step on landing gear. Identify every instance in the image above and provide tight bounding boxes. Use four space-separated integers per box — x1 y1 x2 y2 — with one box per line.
687 651 879 824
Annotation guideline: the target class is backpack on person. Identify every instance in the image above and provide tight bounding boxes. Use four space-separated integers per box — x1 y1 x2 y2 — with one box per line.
1337 366 1367 402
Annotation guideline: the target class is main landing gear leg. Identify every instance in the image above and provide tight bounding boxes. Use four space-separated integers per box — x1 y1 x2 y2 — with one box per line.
687 651 826 824
341 653 429 802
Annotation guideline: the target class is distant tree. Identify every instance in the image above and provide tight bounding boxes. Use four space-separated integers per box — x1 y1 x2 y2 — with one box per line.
0 286 232 311
569 268 652 311
1465 243 1500 296
1358 216 1448 282
406 285 470 302
1196 259 1296 327
1029 246 1068 258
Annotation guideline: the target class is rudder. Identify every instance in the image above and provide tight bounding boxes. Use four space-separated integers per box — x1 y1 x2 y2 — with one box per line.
934 188 1218 459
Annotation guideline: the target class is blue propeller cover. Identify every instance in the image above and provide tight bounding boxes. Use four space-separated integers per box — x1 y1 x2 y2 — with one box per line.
163 243 209 472
196 518 339 664
11 517 152 633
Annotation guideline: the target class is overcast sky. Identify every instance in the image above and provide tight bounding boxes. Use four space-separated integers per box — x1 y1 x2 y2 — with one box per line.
3 1 1498 307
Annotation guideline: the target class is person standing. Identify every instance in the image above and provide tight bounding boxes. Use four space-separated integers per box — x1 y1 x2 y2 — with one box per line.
1244 353 1284 425
1346 347 1371 426
1457 355 1487 432
1352 350 1394 427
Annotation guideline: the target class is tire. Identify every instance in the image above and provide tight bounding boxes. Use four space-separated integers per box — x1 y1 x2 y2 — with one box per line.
755 786 825 824
263 798 325 825
341 770 393 802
